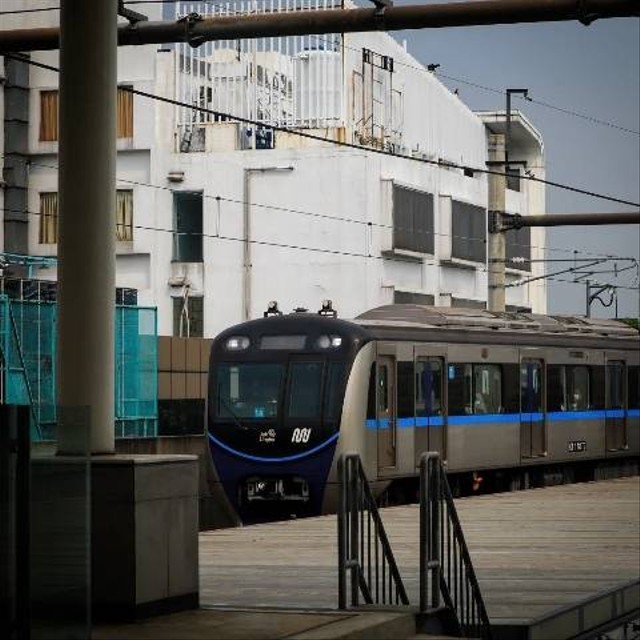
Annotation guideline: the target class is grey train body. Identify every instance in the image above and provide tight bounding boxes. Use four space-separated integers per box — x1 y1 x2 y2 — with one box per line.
208 304 639 522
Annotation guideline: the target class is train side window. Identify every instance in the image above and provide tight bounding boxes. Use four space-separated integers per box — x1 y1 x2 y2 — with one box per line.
464 364 473 414
607 361 625 409
547 365 565 411
324 362 345 422
447 364 467 416
566 365 589 411
628 366 639 409
591 366 606 410
378 364 389 413
503 363 520 413
288 361 323 419
367 364 376 420
397 361 414 418
472 364 502 414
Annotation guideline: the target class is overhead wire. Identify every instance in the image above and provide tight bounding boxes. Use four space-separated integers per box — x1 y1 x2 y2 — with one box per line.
5 52 639 208
4 150 637 267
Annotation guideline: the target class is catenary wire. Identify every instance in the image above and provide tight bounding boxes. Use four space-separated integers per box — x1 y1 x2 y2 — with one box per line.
3 151 637 265
6 52 639 208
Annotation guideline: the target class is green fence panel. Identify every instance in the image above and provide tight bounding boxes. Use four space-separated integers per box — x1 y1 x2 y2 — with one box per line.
0 296 157 440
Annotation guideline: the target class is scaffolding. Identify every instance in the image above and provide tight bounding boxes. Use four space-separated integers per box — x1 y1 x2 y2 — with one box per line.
0 293 158 441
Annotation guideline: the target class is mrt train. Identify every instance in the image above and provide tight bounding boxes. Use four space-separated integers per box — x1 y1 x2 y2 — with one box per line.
207 303 640 523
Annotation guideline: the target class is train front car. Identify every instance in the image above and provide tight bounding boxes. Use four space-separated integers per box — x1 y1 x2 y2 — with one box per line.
207 310 370 523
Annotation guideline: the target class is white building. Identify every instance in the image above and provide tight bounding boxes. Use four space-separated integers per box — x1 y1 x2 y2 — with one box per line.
1 0 546 339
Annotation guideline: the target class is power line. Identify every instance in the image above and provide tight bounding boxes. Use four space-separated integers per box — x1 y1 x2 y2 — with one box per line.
4 151 633 263
6 52 640 208
3 202 638 299
314 34 640 137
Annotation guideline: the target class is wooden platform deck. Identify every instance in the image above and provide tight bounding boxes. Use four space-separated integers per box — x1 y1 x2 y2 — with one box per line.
199 477 639 632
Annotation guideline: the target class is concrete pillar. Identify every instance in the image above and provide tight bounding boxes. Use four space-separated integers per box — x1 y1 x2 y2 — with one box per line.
488 133 506 313
57 0 117 454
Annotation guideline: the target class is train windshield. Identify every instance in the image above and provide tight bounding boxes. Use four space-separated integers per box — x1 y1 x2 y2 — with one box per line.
216 363 284 419
214 360 345 422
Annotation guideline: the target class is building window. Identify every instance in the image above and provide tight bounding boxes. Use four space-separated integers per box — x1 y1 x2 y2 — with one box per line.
506 167 521 192
173 191 203 262
505 223 531 271
38 190 134 244
173 295 203 338
393 185 434 254
39 90 59 142
116 189 134 241
38 87 133 142
117 86 134 139
39 192 58 244
451 200 486 264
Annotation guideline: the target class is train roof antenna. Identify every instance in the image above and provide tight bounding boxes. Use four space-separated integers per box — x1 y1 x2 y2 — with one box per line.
318 299 338 318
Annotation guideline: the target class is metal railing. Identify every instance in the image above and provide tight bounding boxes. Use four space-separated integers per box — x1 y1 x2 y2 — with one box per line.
420 451 492 639
337 453 409 609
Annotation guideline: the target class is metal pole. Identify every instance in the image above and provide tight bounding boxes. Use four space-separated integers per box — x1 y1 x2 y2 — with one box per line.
56 0 117 454
586 280 591 318
419 454 426 613
242 170 252 322
488 133 506 312
1 0 639 53
503 211 640 227
337 456 347 610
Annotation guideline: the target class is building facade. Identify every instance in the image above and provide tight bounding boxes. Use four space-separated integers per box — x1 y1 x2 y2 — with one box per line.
1 0 546 339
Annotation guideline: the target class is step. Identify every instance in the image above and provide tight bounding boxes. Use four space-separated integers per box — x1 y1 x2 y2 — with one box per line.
290 609 417 639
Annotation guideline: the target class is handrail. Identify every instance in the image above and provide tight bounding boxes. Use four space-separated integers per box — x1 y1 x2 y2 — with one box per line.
337 453 410 609
420 451 492 639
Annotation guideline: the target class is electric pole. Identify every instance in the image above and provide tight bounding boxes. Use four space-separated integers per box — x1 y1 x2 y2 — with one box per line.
488 133 506 312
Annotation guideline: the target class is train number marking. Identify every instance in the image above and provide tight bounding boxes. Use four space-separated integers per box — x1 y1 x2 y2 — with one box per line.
291 428 312 443
568 440 587 453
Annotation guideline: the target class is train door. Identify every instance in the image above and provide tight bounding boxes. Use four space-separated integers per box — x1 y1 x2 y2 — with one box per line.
416 357 446 456
605 360 626 451
520 359 545 458
376 355 397 470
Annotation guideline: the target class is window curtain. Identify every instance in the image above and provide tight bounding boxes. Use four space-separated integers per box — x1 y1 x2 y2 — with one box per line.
39 90 59 142
117 87 134 139
116 190 133 241
39 193 58 244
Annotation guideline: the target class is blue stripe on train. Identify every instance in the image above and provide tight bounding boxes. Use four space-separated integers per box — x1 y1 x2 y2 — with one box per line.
207 431 339 463
366 409 639 430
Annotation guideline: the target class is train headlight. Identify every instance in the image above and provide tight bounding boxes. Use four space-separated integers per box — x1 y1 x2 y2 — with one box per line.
225 335 250 351
316 334 342 349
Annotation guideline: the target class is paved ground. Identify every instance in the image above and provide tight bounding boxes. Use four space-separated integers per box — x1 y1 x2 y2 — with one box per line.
198 477 640 623
92 476 640 638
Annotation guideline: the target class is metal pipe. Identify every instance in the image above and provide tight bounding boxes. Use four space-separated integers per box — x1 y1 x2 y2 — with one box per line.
0 0 638 53
242 166 294 321
488 133 506 312
505 211 640 228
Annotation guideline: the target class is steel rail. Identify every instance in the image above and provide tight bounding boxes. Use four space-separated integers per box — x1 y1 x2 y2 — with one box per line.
0 0 638 53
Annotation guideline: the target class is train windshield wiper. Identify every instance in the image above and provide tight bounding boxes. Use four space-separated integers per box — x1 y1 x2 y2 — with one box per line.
217 395 249 431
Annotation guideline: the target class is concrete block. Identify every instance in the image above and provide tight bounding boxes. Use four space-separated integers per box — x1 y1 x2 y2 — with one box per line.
200 373 208 399
200 339 212 372
158 372 172 400
186 373 200 399
186 339 200 372
171 337 187 372
90 456 199 621
158 336 172 371
135 498 170 604
171 373 186 399
168 497 199 597
134 460 198 502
